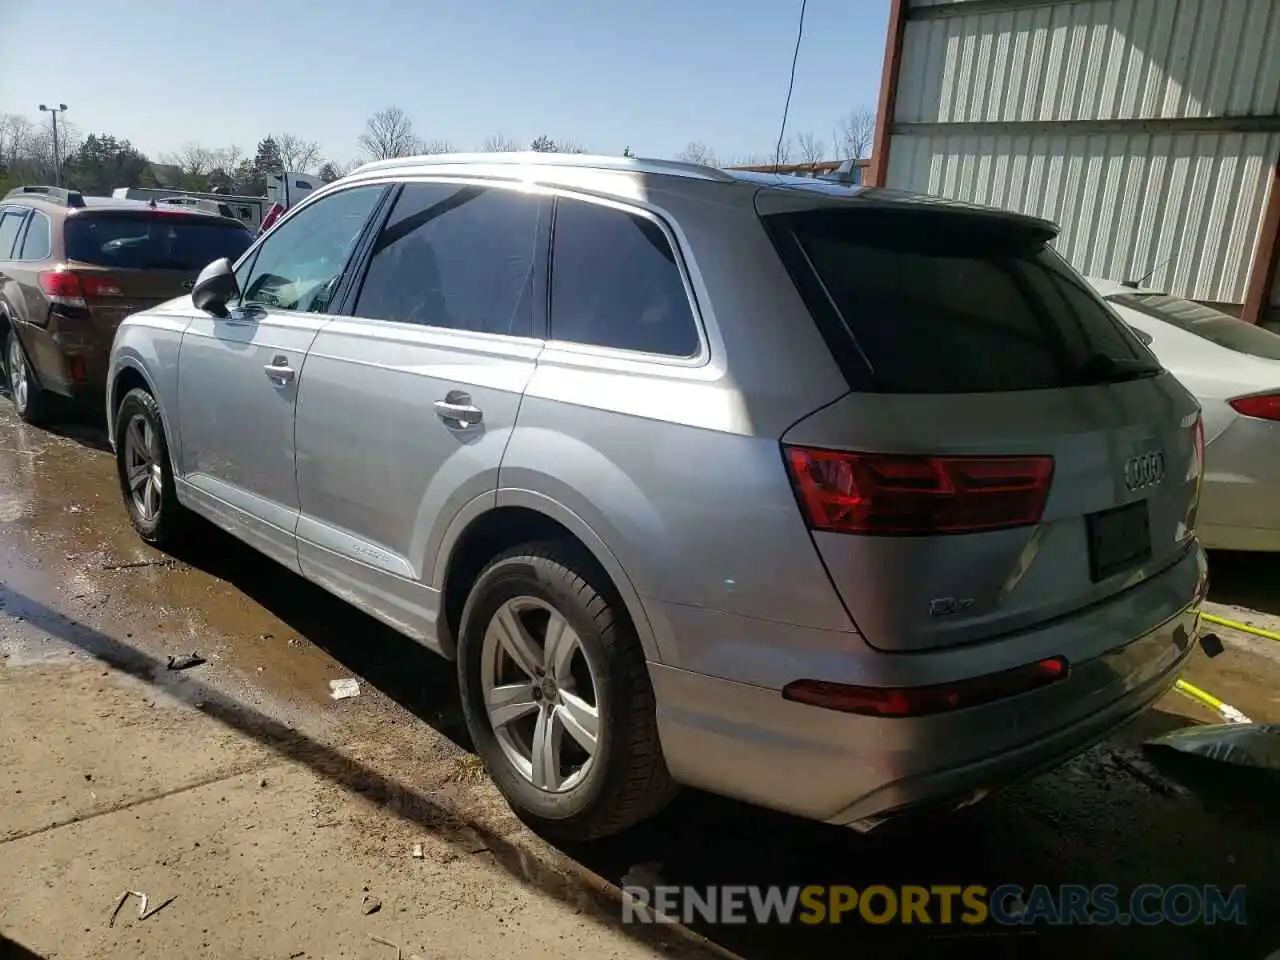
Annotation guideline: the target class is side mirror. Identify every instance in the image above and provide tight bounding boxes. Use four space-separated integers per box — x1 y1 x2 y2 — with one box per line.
191 258 239 318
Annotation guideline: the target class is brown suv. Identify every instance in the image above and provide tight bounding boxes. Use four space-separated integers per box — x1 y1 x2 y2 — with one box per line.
0 185 254 424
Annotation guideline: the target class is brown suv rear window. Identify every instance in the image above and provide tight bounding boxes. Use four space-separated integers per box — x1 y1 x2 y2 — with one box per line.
65 212 252 272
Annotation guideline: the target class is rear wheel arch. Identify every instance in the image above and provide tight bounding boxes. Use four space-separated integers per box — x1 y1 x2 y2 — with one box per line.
437 500 661 664
0 300 17 344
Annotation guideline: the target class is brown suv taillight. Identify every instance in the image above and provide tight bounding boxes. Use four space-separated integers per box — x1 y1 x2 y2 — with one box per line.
783 445 1055 536
38 268 123 312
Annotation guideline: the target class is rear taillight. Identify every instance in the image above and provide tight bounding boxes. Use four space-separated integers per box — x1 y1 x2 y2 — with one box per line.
782 657 1069 718
38 268 121 307
81 275 122 297
37 268 86 308
1228 393 1280 422
1191 415 1205 479
783 446 1054 536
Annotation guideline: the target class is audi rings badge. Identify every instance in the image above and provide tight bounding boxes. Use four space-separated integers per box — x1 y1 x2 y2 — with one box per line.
1123 451 1166 491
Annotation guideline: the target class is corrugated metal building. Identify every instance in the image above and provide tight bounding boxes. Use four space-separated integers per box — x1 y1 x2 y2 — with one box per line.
869 0 1280 325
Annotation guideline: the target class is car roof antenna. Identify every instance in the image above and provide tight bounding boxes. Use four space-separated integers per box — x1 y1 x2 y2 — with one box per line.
1123 255 1171 289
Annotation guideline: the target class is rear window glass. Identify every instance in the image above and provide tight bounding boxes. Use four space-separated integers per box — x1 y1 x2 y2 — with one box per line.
771 209 1151 393
65 213 253 271
1111 293 1280 361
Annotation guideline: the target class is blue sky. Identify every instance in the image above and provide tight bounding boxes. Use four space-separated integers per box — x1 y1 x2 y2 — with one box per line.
1 0 888 167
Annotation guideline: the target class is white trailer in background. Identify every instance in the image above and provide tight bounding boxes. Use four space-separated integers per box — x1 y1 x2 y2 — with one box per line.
111 171 325 234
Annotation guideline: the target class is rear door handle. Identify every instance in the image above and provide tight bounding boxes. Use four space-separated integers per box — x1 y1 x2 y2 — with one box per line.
264 356 295 383
434 391 483 428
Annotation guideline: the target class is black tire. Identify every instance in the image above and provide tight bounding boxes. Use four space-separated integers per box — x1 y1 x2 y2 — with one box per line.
3 323 49 426
114 387 185 546
457 541 676 841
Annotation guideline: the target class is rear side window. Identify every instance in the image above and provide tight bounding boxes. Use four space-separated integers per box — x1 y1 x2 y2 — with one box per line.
1112 293 1280 361
0 209 25 259
65 214 253 271
769 208 1151 393
19 212 51 260
550 198 700 357
354 182 544 338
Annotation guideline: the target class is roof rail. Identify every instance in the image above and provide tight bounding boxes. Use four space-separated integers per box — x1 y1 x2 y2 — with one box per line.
157 196 233 215
3 185 86 208
349 151 737 184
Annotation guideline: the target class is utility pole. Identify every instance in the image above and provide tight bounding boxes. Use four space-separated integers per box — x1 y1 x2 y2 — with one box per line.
38 103 68 186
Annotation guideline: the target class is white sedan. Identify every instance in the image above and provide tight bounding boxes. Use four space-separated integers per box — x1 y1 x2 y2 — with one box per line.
1089 277 1280 552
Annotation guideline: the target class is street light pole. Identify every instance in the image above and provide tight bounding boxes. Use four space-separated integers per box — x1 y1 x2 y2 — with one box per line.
38 103 68 187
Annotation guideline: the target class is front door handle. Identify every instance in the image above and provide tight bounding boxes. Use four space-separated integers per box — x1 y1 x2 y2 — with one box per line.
264 356 295 383
434 391 483 428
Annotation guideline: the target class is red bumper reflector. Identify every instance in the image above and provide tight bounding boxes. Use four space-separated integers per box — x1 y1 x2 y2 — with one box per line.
782 656 1069 718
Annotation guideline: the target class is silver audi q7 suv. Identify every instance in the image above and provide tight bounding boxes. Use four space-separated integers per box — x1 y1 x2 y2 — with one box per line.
107 153 1208 841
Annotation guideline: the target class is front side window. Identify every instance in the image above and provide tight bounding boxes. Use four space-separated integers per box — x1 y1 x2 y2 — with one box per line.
549 198 700 357
353 182 545 337
1111 293 1280 361
238 185 384 314
19 211 51 260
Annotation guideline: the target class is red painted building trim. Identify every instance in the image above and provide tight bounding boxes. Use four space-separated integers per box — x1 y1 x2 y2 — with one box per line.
868 0 908 187
1242 147 1280 325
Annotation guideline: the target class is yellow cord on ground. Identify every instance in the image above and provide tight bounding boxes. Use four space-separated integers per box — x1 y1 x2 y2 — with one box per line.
1175 678 1253 724
1201 612 1280 642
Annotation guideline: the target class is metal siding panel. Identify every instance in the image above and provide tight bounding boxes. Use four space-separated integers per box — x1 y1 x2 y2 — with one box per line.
884 131 1280 303
897 0 1280 123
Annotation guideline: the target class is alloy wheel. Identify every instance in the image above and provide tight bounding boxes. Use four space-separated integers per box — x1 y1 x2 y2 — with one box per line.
480 596 601 793
122 413 164 523
7 335 27 412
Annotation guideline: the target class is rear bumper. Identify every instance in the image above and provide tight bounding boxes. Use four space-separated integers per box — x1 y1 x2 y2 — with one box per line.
649 543 1205 830
22 314 109 404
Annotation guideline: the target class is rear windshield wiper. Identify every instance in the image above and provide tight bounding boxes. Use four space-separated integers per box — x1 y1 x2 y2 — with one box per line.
1077 352 1163 384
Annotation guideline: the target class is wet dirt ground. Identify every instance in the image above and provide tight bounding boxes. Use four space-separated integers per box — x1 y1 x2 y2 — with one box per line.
1 401 1278 960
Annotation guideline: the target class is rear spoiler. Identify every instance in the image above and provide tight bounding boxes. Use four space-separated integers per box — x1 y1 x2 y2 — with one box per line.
753 185 1060 243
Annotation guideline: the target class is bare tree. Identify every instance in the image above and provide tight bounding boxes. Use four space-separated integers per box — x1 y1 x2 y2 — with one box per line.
210 144 243 173
797 131 826 165
0 114 36 169
358 106 419 160
835 107 876 160
677 141 717 166
164 142 215 178
480 134 521 152
274 133 322 172
419 138 455 155
723 151 771 167
555 138 587 155
773 135 793 165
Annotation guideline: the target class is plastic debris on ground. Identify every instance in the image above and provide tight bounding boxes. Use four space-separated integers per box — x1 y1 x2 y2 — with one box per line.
329 678 360 700
1143 723 1280 771
166 653 205 671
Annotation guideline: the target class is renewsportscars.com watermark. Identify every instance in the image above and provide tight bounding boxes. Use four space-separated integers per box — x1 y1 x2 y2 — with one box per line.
621 883 1248 927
